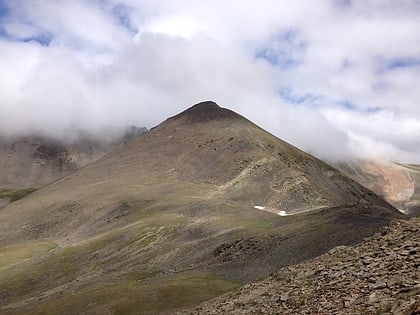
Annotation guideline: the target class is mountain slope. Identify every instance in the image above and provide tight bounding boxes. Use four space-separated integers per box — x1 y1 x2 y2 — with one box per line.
0 127 147 190
184 216 420 315
0 101 402 314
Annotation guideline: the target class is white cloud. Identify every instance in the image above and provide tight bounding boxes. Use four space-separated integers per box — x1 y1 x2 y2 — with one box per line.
0 0 419 162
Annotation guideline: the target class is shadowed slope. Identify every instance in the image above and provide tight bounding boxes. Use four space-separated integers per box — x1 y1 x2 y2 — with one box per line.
0 102 402 314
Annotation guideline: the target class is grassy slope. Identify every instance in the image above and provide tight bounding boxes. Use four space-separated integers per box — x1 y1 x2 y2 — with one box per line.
15 274 239 315
0 240 57 270
0 195 395 314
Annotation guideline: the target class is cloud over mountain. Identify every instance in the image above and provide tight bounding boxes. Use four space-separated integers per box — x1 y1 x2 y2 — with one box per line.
0 0 419 161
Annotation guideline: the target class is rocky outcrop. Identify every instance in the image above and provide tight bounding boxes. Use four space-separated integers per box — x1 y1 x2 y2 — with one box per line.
184 216 420 315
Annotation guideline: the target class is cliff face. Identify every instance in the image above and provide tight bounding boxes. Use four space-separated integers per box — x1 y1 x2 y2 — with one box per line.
335 160 420 217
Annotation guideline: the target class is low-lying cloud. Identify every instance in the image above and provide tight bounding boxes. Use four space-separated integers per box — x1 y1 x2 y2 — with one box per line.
0 0 420 162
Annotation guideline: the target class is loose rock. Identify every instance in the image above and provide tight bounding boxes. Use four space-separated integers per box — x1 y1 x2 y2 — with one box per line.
180 217 420 314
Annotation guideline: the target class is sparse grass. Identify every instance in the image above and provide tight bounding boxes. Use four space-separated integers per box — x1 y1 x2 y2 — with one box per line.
122 269 162 282
0 188 37 202
18 273 239 315
0 240 57 270
0 248 81 307
237 216 276 230
0 207 185 306
0 199 391 313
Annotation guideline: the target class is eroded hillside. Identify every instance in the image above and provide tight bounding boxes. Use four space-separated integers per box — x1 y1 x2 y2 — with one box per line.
335 160 420 217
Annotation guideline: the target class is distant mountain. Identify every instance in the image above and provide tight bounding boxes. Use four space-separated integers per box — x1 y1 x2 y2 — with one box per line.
335 160 420 217
0 101 402 314
0 127 147 189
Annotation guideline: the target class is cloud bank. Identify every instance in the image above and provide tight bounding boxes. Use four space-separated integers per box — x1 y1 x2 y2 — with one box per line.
0 0 420 162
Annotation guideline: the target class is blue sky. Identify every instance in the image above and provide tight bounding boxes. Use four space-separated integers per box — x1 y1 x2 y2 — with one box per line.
0 0 420 162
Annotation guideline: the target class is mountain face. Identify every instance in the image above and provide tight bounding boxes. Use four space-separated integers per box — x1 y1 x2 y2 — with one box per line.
335 160 420 217
0 126 147 190
0 102 402 314
0 136 105 189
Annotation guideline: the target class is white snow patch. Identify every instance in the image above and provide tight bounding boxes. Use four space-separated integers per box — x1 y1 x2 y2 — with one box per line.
278 211 288 216
254 206 265 210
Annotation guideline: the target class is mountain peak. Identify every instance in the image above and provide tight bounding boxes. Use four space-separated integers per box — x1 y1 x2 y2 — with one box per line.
189 100 220 111
167 101 241 124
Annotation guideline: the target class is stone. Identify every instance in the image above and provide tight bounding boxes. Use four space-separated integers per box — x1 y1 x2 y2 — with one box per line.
279 293 290 302
369 281 387 290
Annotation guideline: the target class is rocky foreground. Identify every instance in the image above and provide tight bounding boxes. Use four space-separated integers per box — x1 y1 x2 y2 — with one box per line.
182 217 420 315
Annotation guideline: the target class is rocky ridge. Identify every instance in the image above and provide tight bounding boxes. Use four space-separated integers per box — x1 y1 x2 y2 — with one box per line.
183 216 420 315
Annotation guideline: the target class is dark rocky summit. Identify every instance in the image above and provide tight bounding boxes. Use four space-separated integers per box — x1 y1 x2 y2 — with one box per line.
167 101 244 124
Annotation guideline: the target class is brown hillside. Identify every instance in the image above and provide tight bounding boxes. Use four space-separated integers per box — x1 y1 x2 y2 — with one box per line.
0 101 403 314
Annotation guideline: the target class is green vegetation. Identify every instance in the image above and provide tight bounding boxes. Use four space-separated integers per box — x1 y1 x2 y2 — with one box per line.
237 216 276 230
0 188 37 202
17 274 239 315
0 240 57 270
0 247 80 305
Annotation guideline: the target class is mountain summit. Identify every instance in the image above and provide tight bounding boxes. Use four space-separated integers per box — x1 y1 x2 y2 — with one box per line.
0 102 402 314
138 102 397 215
167 100 243 124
